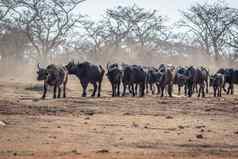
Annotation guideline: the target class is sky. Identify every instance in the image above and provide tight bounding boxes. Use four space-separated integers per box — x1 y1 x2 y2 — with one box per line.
78 0 238 23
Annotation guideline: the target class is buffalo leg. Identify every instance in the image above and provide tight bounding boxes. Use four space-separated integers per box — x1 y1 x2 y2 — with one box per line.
57 86 61 98
206 80 209 94
227 83 232 95
178 85 181 95
223 83 227 93
184 84 187 96
202 83 205 98
131 84 135 97
42 83 48 99
63 82 67 98
142 83 145 97
160 86 164 97
219 87 222 97
111 83 115 97
97 81 102 97
218 87 221 97
146 82 149 94
150 83 154 95
188 83 193 97
139 82 145 97
193 83 198 93
129 85 133 94
81 81 88 97
117 82 120 96
168 84 173 97
91 82 97 97
198 85 201 97
227 87 230 95
122 84 127 96
231 83 234 95
134 84 138 96
156 83 160 95
53 85 57 99
213 87 216 97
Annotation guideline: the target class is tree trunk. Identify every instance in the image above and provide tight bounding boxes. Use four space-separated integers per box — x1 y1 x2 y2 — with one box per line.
40 50 48 65
205 40 210 56
213 40 219 62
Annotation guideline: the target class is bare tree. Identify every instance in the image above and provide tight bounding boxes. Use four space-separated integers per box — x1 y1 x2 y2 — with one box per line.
81 19 108 56
6 0 86 64
0 26 28 64
0 0 15 21
180 1 238 61
131 6 164 49
104 6 136 49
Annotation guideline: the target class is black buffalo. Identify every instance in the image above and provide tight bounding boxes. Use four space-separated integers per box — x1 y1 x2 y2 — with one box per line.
65 61 105 97
185 66 209 97
210 73 225 97
158 65 176 97
37 64 68 99
146 67 161 95
216 68 238 95
106 63 123 97
122 64 147 97
174 66 188 95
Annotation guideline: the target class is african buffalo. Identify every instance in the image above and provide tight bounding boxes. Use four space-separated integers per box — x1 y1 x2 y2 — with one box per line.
217 68 238 95
122 64 147 97
210 73 224 97
146 67 161 95
106 63 123 97
185 66 209 97
174 66 188 95
158 66 176 97
36 64 68 99
65 61 105 97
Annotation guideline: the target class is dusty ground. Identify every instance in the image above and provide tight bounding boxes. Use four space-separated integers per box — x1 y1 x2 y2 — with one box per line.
1 76 238 159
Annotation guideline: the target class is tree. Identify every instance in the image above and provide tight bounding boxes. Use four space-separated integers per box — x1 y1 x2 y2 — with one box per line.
0 26 28 65
104 6 134 49
105 5 165 48
180 1 238 61
0 0 15 21
5 0 86 64
80 19 108 56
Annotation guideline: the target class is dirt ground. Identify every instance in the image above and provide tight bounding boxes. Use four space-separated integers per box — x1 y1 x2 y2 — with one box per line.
1 76 238 159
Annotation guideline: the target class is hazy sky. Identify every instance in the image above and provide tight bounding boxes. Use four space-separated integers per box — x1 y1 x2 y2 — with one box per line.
78 0 238 22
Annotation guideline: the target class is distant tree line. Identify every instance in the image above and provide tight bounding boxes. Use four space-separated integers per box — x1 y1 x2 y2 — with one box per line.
0 0 238 69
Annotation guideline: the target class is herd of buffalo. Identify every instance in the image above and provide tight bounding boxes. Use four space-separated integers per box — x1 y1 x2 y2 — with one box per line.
36 61 238 99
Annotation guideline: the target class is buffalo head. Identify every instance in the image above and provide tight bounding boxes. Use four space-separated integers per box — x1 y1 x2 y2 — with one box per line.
65 60 78 74
36 64 48 81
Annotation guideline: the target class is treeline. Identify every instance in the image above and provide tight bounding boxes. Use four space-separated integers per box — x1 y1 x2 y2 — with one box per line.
0 0 238 69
